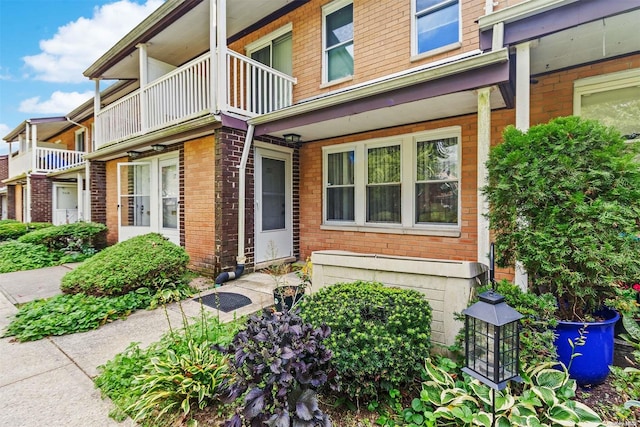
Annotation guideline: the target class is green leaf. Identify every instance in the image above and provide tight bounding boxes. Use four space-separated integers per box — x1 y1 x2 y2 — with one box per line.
535 369 568 389
546 404 578 426
531 385 559 407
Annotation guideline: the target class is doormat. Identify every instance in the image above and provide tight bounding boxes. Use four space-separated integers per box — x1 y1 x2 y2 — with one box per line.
195 292 252 313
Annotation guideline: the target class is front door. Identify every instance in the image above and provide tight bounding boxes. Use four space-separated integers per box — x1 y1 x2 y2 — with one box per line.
117 162 151 241
255 147 292 264
159 157 179 244
52 184 78 225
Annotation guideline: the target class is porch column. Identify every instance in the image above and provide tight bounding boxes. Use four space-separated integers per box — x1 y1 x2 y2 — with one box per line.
215 0 228 112
514 41 531 289
477 87 492 267
77 173 84 221
93 79 101 150
137 43 149 133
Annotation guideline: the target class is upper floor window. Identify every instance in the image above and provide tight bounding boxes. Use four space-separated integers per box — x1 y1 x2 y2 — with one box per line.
75 129 86 152
247 24 293 76
413 0 460 56
323 127 461 235
574 69 640 141
323 0 354 83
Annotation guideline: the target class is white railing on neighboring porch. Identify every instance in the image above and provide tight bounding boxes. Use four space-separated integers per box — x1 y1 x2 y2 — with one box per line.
95 50 296 149
8 147 86 177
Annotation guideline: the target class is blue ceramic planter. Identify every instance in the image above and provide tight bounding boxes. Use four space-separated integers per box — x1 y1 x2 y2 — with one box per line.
555 308 620 386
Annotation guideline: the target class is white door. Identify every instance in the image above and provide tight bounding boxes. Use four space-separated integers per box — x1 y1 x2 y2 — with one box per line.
255 147 292 263
52 184 78 225
117 162 151 241
159 157 179 244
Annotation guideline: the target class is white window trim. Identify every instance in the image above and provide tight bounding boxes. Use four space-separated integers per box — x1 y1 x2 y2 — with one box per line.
245 23 293 56
322 127 462 236
411 0 462 58
574 68 640 141
322 0 354 84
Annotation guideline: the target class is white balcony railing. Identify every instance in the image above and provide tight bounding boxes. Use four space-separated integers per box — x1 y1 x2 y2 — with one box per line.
95 50 296 149
8 147 86 177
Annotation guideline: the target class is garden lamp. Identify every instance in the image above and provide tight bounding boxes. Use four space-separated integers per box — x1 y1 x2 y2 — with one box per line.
462 243 522 390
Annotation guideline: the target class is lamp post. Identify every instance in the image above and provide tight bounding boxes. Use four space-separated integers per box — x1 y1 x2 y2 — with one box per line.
462 243 522 425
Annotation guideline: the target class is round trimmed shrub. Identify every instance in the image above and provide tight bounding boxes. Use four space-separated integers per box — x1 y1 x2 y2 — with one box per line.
18 222 107 253
0 222 52 241
299 280 432 399
61 233 190 297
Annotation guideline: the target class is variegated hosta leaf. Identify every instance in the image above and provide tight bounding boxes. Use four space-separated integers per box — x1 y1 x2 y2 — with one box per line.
434 406 456 420
532 385 559 407
569 401 603 426
511 403 538 417
424 359 455 387
535 368 569 389
495 415 511 427
421 384 444 405
546 403 579 426
526 361 558 378
440 388 474 405
494 392 515 412
470 381 492 406
622 314 640 342
473 412 493 426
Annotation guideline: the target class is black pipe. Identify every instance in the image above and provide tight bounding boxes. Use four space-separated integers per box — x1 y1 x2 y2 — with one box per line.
214 264 245 285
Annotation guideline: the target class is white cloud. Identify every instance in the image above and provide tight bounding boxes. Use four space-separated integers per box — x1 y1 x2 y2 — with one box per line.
18 91 94 115
0 124 10 154
23 0 163 83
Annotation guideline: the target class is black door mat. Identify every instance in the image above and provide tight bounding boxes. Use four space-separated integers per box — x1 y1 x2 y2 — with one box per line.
195 292 252 313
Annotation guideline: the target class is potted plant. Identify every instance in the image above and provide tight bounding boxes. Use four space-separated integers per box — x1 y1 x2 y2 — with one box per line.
268 257 312 312
484 116 640 385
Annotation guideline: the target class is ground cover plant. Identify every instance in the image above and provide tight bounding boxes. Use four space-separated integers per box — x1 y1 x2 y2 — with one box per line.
0 241 60 273
61 233 190 296
95 309 242 425
299 281 432 400
2 283 192 342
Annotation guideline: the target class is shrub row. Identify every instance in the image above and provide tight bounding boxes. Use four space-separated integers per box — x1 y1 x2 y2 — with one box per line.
0 222 52 241
18 221 107 253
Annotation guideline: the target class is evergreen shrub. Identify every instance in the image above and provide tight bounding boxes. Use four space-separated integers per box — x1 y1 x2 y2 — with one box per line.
61 233 189 297
18 221 107 253
299 280 432 399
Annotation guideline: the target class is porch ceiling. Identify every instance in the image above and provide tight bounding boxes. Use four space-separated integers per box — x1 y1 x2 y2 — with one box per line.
86 0 297 80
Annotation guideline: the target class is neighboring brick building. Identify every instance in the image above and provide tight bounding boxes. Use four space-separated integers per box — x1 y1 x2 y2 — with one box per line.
0 154 8 220
9 0 633 346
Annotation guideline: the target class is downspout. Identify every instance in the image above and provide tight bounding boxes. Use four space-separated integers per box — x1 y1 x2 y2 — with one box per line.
214 123 254 285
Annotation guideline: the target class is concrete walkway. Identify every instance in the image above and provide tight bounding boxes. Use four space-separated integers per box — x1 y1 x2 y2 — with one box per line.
0 264 294 426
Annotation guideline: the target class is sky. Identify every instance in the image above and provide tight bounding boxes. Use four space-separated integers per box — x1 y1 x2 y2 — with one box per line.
0 0 165 155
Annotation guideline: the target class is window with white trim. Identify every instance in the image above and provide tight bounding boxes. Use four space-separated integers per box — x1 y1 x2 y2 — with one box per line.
323 128 461 233
413 0 460 56
574 69 640 141
246 24 293 76
75 129 86 152
323 0 353 83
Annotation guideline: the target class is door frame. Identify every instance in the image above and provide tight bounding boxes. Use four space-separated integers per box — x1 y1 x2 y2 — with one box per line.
254 144 293 264
52 182 79 225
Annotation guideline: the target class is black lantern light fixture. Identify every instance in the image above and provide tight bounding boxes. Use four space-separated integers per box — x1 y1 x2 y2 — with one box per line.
462 243 522 391
283 133 301 144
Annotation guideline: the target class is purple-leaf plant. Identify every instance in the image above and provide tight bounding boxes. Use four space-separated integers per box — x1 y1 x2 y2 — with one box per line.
218 308 336 427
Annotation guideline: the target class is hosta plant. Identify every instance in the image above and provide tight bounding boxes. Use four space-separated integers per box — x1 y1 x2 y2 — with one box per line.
402 358 603 427
219 308 335 427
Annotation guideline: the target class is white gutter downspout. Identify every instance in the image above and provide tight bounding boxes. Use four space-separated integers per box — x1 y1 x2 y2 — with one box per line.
66 117 90 222
237 124 254 265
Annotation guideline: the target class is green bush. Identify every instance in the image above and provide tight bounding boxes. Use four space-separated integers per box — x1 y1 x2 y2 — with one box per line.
0 219 19 225
0 222 52 241
18 221 107 253
0 241 60 273
61 233 190 297
299 281 432 399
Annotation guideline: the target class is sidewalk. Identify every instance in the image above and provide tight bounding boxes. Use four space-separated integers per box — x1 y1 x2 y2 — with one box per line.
0 265 286 426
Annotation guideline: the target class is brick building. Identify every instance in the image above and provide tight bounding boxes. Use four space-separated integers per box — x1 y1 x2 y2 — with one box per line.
9 0 635 346
0 154 7 219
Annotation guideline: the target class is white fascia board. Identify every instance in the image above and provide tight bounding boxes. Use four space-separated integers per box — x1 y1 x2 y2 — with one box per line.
478 0 579 30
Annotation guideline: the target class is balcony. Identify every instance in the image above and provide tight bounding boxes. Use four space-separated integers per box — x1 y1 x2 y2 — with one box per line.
9 147 86 178
95 51 296 149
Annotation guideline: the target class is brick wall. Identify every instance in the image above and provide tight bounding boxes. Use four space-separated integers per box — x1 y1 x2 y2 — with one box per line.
229 0 488 103
29 175 52 222
90 161 107 225
184 135 217 274
0 155 7 181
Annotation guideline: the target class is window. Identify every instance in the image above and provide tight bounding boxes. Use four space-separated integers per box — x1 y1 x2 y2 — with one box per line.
323 0 353 83
323 128 461 234
247 24 293 76
413 0 460 56
574 69 640 141
75 129 86 152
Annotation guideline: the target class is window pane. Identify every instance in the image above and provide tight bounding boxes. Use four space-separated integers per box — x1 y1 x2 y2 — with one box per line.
417 2 459 53
327 187 354 220
367 185 401 222
416 181 458 224
328 43 354 81
416 0 445 12
368 145 400 184
581 86 640 138
262 158 286 230
327 151 354 185
326 4 353 47
272 33 293 75
416 137 458 181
